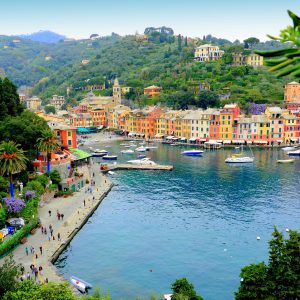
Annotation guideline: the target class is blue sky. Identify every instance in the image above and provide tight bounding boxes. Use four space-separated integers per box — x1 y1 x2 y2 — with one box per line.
1 0 299 41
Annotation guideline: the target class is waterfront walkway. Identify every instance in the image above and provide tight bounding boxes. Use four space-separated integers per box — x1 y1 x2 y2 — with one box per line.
3 161 112 284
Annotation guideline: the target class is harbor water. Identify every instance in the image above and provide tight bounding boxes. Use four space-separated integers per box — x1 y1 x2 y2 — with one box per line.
55 143 300 299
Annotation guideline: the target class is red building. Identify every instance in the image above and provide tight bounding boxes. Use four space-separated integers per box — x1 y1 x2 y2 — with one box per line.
90 109 107 126
52 124 77 148
209 111 220 140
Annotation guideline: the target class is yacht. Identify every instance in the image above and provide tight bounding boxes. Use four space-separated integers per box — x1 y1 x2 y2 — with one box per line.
127 158 156 165
287 149 300 156
181 150 203 156
282 146 297 151
135 146 147 152
102 154 118 160
121 149 134 154
225 155 254 163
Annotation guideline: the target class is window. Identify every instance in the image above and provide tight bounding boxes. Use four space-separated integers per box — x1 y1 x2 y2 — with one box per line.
68 140 72 145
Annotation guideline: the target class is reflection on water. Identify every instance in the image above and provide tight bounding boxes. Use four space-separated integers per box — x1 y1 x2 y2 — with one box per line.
55 143 300 300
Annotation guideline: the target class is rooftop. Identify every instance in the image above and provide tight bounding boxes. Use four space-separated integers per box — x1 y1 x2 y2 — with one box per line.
69 148 91 160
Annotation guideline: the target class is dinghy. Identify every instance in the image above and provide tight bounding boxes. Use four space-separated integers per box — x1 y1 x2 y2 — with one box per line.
70 276 92 293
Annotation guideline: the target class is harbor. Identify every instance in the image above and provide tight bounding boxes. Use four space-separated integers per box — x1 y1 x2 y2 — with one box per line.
103 163 173 171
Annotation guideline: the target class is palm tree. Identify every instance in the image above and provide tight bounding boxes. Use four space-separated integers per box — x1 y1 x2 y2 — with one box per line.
37 130 60 172
0 141 28 198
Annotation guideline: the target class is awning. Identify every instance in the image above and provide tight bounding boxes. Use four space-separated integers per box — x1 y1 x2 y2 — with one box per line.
198 138 207 142
276 140 283 143
166 136 174 140
232 139 244 144
154 133 164 138
291 138 299 141
172 137 178 140
254 140 268 144
189 138 196 142
223 140 232 144
181 137 187 141
246 141 253 144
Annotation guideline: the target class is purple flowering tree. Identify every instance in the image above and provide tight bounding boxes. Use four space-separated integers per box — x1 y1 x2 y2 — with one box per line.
3 197 25 214
25 190 36 200
248 103 266 115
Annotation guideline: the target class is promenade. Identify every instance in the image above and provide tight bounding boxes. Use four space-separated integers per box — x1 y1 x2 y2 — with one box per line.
4 161 113 284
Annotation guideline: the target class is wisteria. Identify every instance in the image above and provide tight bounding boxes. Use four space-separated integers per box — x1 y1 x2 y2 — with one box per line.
25 190 36 199
248 103 266 115
3 197 25 214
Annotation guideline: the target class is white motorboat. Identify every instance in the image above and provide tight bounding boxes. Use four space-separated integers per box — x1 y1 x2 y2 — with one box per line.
145 146 158 150
120 143 129 146
181 150 203 156
92 149 108 157
94 149 108 154
108 171 116 175
277 159 295 163
287 149 300 156
282 146 297 151
139 141 146 145
70 276 92 293
121 149 134 154
225 156 254 163
170 143 178 146
135 146 147 152
127 158 156 165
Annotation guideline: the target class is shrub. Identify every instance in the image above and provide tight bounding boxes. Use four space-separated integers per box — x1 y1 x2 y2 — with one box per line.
20 198 38 223
3 198 25 214
47 170 61 185
24 190 36 200
25 180 44 196
48 183 58 191
0 208 7 228
33 174 49 188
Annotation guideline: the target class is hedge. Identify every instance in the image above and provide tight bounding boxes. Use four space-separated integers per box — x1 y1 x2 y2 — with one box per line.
0 217 38 257
20 198 39 223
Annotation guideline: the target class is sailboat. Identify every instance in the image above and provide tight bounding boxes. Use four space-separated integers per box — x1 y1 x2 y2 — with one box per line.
225 145 254 163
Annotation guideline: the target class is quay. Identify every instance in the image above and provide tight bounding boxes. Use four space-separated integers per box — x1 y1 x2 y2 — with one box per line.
104 163 173 171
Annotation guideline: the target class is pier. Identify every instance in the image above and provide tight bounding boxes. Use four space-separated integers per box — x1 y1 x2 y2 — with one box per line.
106 163 173 171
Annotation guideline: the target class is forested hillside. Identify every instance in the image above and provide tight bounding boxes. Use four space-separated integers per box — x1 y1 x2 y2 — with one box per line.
0 32 292 109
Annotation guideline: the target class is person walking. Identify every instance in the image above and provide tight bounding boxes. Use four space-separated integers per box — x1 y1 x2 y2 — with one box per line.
48 235 51 242
44 228 47 235
57 232 61 241
26 273 31 280
20 266 25 275
25 247 28 256
58 213 60 221
61 214 64 221
39 246 43 255
48 210 51 217
39 266 43 274
41 226 44 234
83 199 86 207
34 268 38 280
50 229 53 237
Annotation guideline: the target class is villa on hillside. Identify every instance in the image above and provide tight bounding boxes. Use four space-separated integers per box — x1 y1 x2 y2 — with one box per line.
144 85 162 97
194 44 224 62
50 95 65 111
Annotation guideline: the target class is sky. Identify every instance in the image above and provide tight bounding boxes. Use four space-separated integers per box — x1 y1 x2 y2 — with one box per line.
1 0 299 41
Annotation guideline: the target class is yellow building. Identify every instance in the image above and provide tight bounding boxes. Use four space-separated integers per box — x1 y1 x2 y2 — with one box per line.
25 96 42 111
121 87 132 95
194 44 224 62
107 105 131 129
246 53 263 67
283 114 300 143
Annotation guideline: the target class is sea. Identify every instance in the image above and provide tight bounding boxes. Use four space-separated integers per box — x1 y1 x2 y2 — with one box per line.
55 142 300 300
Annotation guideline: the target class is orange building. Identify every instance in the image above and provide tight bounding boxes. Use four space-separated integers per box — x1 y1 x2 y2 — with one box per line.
69 113 93 128
90 109 107 126
144 85 162 97
284 81 300 103
209 111 220 140
50 123 77 148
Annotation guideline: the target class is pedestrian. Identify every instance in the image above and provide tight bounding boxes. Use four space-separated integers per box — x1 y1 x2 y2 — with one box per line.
57 232 61 241
58 213 60 221
32 247 35 254
20 266 25 275
93 172 95 177
93 196 95 201
48 235 51 242
25 247 28 256
26 273 31 280
30 265 34 273
35 254 38 260
52 235 55 241
61 214 64 221
41 226 44 234
83 199 86 206
49 224 52 231
45 278 48 283
20 276 24 281
39 266 43 274
48 210 51 217
39 246 43 255
44 228 47 235
34 268 38 280
50 229 53 237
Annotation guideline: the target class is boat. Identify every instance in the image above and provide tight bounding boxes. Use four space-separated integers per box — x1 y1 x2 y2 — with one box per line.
120 143 129 146
102 155 118 160
204 141 223 149
108 171 116 175
282 146 297 151
170 143 178 146
287 150 300 156
145 146 158 150
139 141 146 145
135 146 147 152
277 159 295 163
181 150 203 156
94 149 108 154
225 156 254 163
91 152 107 157
235 146 240 150
70 276 92 293
127 158 156 165
121 149 134 154
137 154 146 158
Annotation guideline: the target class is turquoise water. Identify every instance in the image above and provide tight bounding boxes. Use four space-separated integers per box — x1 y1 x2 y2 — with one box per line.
55 143 300 300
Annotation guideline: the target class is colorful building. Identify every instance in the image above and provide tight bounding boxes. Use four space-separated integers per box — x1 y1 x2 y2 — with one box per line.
283 114 300 143
194 44 224 62
251 115 270 144
144 85 162 97
219 104 240 142
284 81 300 103
246 53 264 67
265 107 285 144
50 123 77 148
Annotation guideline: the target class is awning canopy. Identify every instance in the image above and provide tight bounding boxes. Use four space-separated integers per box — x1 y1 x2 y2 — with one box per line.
246 141 253 144
254 140 268 144
180 137 187 141
166 136 174 140
189 138 196 142
232 139 245 144
198 138 207 142
154 133 164 138
291 138 299 141
276 139 283 143
223 140 232 144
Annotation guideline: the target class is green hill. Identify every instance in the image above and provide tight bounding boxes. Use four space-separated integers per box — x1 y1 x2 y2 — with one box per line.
0 33 291 109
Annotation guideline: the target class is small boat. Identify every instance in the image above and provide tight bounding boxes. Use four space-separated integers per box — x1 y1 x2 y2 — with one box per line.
94 149 108 154
120 143 129 146
282 146 297 151
181 150 203 156
170 143 178 146
135 146 147 152
124 145 131 148
288 150 300 156
235 146 240 150
137 154 146 158
139 141 146 145
145 146 158 150
277 159 295 164
127 158 156 165
108 171 116 175
70 276 92 293
225 156 254 163
102 155 118 160
88 147 93 150
121 149 134 154
91 152 107 157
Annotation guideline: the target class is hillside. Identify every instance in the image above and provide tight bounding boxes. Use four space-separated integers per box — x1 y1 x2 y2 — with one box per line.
19 30 66 43
0 33 292 108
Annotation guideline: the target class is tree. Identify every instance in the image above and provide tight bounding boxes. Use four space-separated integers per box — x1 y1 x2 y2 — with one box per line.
178 34 182 52
235 227 300 300
0 141 28 197
256 10 300 77
0 78 24 121
47 169 61 185
0 255 21 297
171 278 203 300
44 105 56 114
195 90 220 109
243 37 260 49
37 130 59 172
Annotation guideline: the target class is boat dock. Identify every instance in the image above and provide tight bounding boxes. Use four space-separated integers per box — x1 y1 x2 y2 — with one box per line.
105 163 173 171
